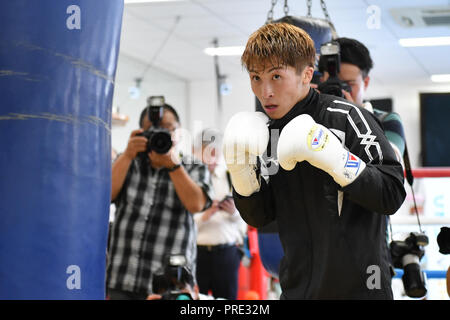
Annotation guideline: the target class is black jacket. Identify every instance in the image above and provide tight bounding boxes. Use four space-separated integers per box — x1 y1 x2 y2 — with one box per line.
234 89 406 299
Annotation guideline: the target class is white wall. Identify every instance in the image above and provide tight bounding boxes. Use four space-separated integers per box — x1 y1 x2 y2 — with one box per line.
111 53 189 153
188 75 254 133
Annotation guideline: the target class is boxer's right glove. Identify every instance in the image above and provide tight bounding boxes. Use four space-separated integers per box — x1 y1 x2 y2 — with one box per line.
277 114 366 187
223 111 269 197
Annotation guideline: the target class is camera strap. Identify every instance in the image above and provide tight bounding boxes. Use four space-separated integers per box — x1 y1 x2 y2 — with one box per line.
226 170 233 194
403 143 424 233
378 112 424 238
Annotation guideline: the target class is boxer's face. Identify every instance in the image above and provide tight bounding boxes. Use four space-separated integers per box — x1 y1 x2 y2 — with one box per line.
249 63 313 119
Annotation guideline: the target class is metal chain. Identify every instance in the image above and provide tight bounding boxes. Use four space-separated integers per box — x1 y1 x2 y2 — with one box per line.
320 0 338 38
266 0 331 23
306 0 312 17
266 0 278 24
283 0 290 16
320 0 332 22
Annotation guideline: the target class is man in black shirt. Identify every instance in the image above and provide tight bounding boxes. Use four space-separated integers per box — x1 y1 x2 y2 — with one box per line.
223 23 406 299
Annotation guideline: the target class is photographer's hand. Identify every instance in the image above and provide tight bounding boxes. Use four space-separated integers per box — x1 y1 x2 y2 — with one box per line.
201 200 220 222
123 129 148 160
341 89 354 103
150 147 206 213
111 129 149 202
219 198 237 215
148 146 180 169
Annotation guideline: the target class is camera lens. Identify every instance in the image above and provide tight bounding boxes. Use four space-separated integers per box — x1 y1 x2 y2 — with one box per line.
149 131 172 154
319 83 344 97
401 254 427 298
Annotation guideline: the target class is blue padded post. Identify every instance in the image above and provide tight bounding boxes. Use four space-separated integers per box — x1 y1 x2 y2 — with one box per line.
0 0 123 299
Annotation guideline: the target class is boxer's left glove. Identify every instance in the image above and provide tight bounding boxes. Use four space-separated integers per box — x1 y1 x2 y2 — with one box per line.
277 114 366 187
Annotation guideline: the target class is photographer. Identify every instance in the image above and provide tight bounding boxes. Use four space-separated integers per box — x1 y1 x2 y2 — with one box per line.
319 37 406 163
145 254 220 300
146 254 200 300
107 101 214 300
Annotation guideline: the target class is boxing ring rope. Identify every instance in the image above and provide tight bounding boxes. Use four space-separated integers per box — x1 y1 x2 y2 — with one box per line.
392 167 450 280
393 269 447 279
408 167 450 178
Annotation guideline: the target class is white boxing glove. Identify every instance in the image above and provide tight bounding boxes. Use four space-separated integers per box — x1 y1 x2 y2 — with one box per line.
277 114 366 187
223 111 269 196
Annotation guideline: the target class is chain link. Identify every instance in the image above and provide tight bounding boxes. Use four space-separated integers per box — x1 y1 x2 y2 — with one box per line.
320 0 338 37
320 0 332 22
283 0 290 16
266 0 333 25
306 0 312 17
266 0 278 24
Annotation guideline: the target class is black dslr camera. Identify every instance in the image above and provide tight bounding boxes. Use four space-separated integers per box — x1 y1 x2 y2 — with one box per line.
317 41 352 98
152 254 194 300
390 232 429 298
137 96 172 154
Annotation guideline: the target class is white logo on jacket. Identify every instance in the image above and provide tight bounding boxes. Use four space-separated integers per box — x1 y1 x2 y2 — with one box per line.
259 128 281 183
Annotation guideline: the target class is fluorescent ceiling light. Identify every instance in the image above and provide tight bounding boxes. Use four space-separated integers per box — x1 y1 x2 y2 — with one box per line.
204 46 245 56
399 36 450 47
431 74 450 82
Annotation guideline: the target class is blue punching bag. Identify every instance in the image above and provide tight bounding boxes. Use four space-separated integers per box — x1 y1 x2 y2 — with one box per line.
0 1 123 299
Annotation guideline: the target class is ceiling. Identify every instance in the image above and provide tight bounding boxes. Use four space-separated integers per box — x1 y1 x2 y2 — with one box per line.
119 0 450 87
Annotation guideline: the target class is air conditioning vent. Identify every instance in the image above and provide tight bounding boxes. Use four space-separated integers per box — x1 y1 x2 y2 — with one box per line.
423 15 450 26
390 6 450 27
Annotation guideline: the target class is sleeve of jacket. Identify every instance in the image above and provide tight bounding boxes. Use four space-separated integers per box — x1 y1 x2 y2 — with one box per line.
341 106 406 215
232 176 276 228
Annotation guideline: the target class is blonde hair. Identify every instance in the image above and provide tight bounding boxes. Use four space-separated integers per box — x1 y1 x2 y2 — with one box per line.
241 22 316 74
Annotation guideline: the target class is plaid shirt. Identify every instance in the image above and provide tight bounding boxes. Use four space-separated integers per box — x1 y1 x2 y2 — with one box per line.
106 154 213 295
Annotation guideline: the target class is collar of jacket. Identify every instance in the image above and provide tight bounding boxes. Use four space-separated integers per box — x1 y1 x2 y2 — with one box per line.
268 87 318 130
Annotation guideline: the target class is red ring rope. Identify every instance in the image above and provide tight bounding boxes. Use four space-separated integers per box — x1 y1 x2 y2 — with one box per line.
408 167 450 178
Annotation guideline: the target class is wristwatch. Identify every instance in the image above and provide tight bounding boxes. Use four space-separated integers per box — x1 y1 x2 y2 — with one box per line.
167 163 181 172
